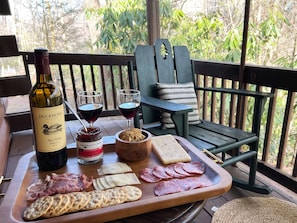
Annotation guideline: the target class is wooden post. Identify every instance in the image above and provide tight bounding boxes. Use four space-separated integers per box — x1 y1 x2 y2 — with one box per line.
236 0 250 129
146 0 160 44
0 0 11 15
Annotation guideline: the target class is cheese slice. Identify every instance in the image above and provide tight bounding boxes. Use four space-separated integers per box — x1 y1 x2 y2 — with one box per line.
93 179 100 190
94 173 140 190
110 173 140 187
151 134 191 164
96 178 106 190
97 162 132 175
99 177 113 189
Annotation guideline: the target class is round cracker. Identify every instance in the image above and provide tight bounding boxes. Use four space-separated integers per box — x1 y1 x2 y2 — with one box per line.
42 194 64 218
103 188 122 207
79 192 92 210
68 192 87 213
23 196 54 221
123 186 142 201
51 194 71 217
111 187 128 204
82 190 105 210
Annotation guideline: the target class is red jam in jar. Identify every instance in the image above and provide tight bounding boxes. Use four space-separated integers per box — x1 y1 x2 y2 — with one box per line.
76 127 103 164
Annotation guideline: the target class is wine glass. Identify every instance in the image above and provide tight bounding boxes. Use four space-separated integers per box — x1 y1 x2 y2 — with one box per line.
117 89 141 129
77 90 103 127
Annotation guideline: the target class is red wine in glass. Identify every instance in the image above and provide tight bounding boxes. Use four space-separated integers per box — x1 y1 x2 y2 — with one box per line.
117 89 141 129
78 103 103 124
118 102 139 119
77 91 103 127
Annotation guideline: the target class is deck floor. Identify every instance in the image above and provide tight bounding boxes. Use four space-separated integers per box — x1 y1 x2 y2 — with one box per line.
1 118 296 222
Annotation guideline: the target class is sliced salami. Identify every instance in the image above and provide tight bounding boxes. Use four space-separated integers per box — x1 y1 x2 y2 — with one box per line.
154 180 183 196
174 162 193 176
165 164 185 178
152 165 172 180
171 177 204 191
139 168 161 183
182 162 206 175
195 174 213 187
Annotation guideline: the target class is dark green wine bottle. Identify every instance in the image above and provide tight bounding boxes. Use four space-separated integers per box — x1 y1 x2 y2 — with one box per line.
29 49 67 171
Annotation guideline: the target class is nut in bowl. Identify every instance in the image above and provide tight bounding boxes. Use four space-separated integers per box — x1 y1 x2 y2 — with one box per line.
115 128 152 162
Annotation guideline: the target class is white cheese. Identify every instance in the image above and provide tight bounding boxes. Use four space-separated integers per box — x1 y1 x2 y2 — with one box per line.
151 134 191 164
97 162 132 175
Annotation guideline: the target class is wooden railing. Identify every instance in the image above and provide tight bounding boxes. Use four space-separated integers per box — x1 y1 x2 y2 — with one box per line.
4 52 296 193
5 52 134 131
194 60 297 192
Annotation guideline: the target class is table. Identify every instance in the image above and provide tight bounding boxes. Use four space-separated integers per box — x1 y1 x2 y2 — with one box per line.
0 135 232 223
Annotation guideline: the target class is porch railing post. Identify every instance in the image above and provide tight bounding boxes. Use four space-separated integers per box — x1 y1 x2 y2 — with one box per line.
237 0 251 130
146 0 160 45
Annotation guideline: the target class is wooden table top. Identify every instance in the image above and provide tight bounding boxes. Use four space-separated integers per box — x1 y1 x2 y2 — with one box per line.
0 124 232 222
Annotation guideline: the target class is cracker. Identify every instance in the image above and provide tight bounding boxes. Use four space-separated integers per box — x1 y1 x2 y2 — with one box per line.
23 196 53 221
100 190 112 208
113 187 128 203
42 194 63 218
62 193 75 213
51 194 71 217
82 190 105 210
104 187 126 206
103 189 118 207
123 186 142 201
68 192 87 213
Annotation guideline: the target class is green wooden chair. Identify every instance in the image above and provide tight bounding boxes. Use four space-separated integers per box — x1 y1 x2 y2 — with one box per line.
128 39 273 194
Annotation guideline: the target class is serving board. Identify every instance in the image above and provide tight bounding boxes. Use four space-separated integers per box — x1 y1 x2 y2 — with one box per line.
0 136 232 223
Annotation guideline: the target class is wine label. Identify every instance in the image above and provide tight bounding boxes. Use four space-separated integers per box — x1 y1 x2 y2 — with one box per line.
32 104 66 152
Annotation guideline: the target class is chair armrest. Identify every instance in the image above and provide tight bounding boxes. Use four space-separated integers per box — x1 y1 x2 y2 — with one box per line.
195 86 274 138
141 96 193 114
140 96 192 138
195 87 274 99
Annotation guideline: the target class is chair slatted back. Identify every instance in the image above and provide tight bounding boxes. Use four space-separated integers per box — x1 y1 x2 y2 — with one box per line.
173 46 195 83
154 39 175 83
133 39 195 125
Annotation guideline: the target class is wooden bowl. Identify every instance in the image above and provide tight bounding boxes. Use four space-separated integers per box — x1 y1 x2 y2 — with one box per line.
115 129 152 162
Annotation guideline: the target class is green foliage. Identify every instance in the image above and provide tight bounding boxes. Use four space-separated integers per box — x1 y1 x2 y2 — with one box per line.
247 9 285 65
86 5 288 82
86 0 147 54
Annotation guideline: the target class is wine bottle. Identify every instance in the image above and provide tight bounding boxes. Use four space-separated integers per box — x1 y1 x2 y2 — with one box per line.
29 49 67 171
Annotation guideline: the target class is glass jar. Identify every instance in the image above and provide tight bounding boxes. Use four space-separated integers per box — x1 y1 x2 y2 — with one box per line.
76 126 103 164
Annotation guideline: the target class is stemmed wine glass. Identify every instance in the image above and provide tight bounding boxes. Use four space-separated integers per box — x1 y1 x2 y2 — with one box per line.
77 90 103 127
117 89 141 129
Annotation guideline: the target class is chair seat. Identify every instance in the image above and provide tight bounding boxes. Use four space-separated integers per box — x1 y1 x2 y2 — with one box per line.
144 120 256 151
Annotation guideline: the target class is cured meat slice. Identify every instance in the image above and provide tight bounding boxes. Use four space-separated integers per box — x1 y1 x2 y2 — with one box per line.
154 180 183 196
165 164 185 178
139 168 161 183
26 173 93 201
195 174 213 187
153 165 173 179
171 177 204 191
154 175 213 196
174 162 193 176
152 165 173 180
182 162 206 175
26 179 48 201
